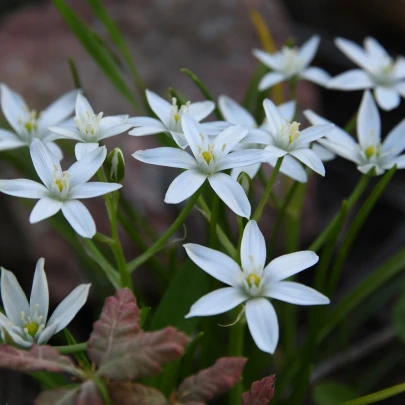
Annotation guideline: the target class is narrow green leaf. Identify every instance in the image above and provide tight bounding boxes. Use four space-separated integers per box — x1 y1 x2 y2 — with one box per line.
392 295 405 342
140 307 151 327
68 57 82 89
312 382 357 405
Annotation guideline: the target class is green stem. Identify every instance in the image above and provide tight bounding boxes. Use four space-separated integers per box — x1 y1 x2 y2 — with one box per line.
309 174 370 252
128 187 203 273
209 194 219 248
55 342 87 354
252 157 284 222
340 382 405 405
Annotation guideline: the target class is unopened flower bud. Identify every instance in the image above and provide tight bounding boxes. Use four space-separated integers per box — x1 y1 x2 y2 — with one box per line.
105 147 125 183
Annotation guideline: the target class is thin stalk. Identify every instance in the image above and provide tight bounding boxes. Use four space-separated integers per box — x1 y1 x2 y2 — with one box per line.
209 194 219 248
252 157 283 221
128 187 203 273
55 342 87 354
340 382 405 405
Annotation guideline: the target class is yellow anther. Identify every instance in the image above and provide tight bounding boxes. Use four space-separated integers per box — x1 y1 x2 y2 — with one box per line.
202 151 212 164
221 143 227 152
24 121 37 133
365 145 376 159
247 274 261 288
174 114 180 123
25 322 39 337
288 121 300 144
55 179 64 192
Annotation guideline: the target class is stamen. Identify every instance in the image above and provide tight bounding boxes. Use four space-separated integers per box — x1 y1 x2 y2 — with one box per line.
247 274 261 288
202 151 212 164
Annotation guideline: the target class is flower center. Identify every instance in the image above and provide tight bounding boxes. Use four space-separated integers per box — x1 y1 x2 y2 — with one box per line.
277 120 301 149
25 322 39 337
170 98 190 128
202 151 212 164
75 110 103 140
52 169 70 198
280 46 303 74
365 145 377 159
247 274 261 288
19 110 40 136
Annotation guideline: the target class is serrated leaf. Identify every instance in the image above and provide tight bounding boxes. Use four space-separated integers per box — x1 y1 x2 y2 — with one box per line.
174 357 247 405
77 381 104 405
109 382 168 405
35 388 78 405
312 382 357 405
0 344 81 376
393 295 405 342
241 375 275 405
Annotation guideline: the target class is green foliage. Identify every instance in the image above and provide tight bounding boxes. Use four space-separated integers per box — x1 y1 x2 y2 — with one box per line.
312 382 358 405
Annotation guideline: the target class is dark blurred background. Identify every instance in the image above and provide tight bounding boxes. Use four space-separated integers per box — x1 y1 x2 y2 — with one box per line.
1 0 405 403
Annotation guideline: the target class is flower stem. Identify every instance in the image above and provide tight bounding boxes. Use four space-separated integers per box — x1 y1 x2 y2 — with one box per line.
127 187 203 273
252 157 284 222
55 342 87 354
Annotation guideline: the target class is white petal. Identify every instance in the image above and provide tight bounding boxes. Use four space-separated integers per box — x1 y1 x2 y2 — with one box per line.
382 117 405 155
0 179 49 198
246 298 279 354
374 87 400 111
1 268 29 325
99 123 132 140
231 163 261 181
40 90 80 129
129 126 167 136
295 124 334 146
263 99 286 136
289 148 325 176
318 138 359 163
164 170 206 204
264 145 288 158
30 138 61 189
184 244 242 287
146 89 171 127
30 258 49 322
242 129 272 145
188 101 215 121
217 150 267 172
75 94 94 118
48 125 83 141
263 251 319 283
61 200 96 238
252 49 281 70
328 70 373 90
75 142 100 160
133 147 197 169
169 131 189 149
258 72 285 91
37 321 60 345
185 287 247 318
357 90 381 148
208 173 251 218
0 84 28 133
181 114 208 159
393 58 405 80
396 82 405 97
69 182 122 199
218 95 256 127
213 125 249 157
357 163 384 175
0 129 26 150
241 220 266 271
267 155 308 183
277 101 296 122
4 328 32 348
29 197 63 223
45 142 63 162
264 281 330 305
364 37 389 60
300 67 331 86
47 284 90 335
335 37 373 70
312 144 336 162
298 35 320 67
98 115 128 130
67 146 107 188
128 116 167 136
200 121 231 135
392 154 405 168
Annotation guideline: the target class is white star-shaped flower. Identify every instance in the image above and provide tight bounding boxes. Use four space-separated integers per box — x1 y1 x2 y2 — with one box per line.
252 35 330 91
128 90 220 149
0 84 80 160
133 115 269 218
262 99 334 176
328 37 405 111
184 220 329 354
0 139 122 238
305 91 405 175
0 258 90 348
49 94 132 160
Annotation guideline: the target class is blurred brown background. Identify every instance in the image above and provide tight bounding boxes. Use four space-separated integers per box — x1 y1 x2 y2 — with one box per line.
1 0 405 403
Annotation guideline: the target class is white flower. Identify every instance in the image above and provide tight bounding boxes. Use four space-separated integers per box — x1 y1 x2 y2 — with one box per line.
218 95 308 183
328 37 405 111
0 258 90 348
0 84 80 160
133 115 269 218
252 35 330 91
49 94 132 160
184 220 329 354
128 89 221 148
304 91 405 175
262 99 334 176
0 139 122 238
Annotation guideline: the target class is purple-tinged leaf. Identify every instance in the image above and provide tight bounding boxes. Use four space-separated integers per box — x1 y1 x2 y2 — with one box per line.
241 375 275 405
174 357 247 405
77 381 104 405
88 288 140 367
109 382 168 405
0 344 81 376
35 388 78 405
97 326 189 380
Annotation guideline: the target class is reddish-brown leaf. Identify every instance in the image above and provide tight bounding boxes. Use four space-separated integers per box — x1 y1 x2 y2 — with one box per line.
0 344 80 375
241 375 276 405
77 381 104 405
35 388 78 405
175 357 247 405
109 382 168 405
97 326 189 380
88 288 140 367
